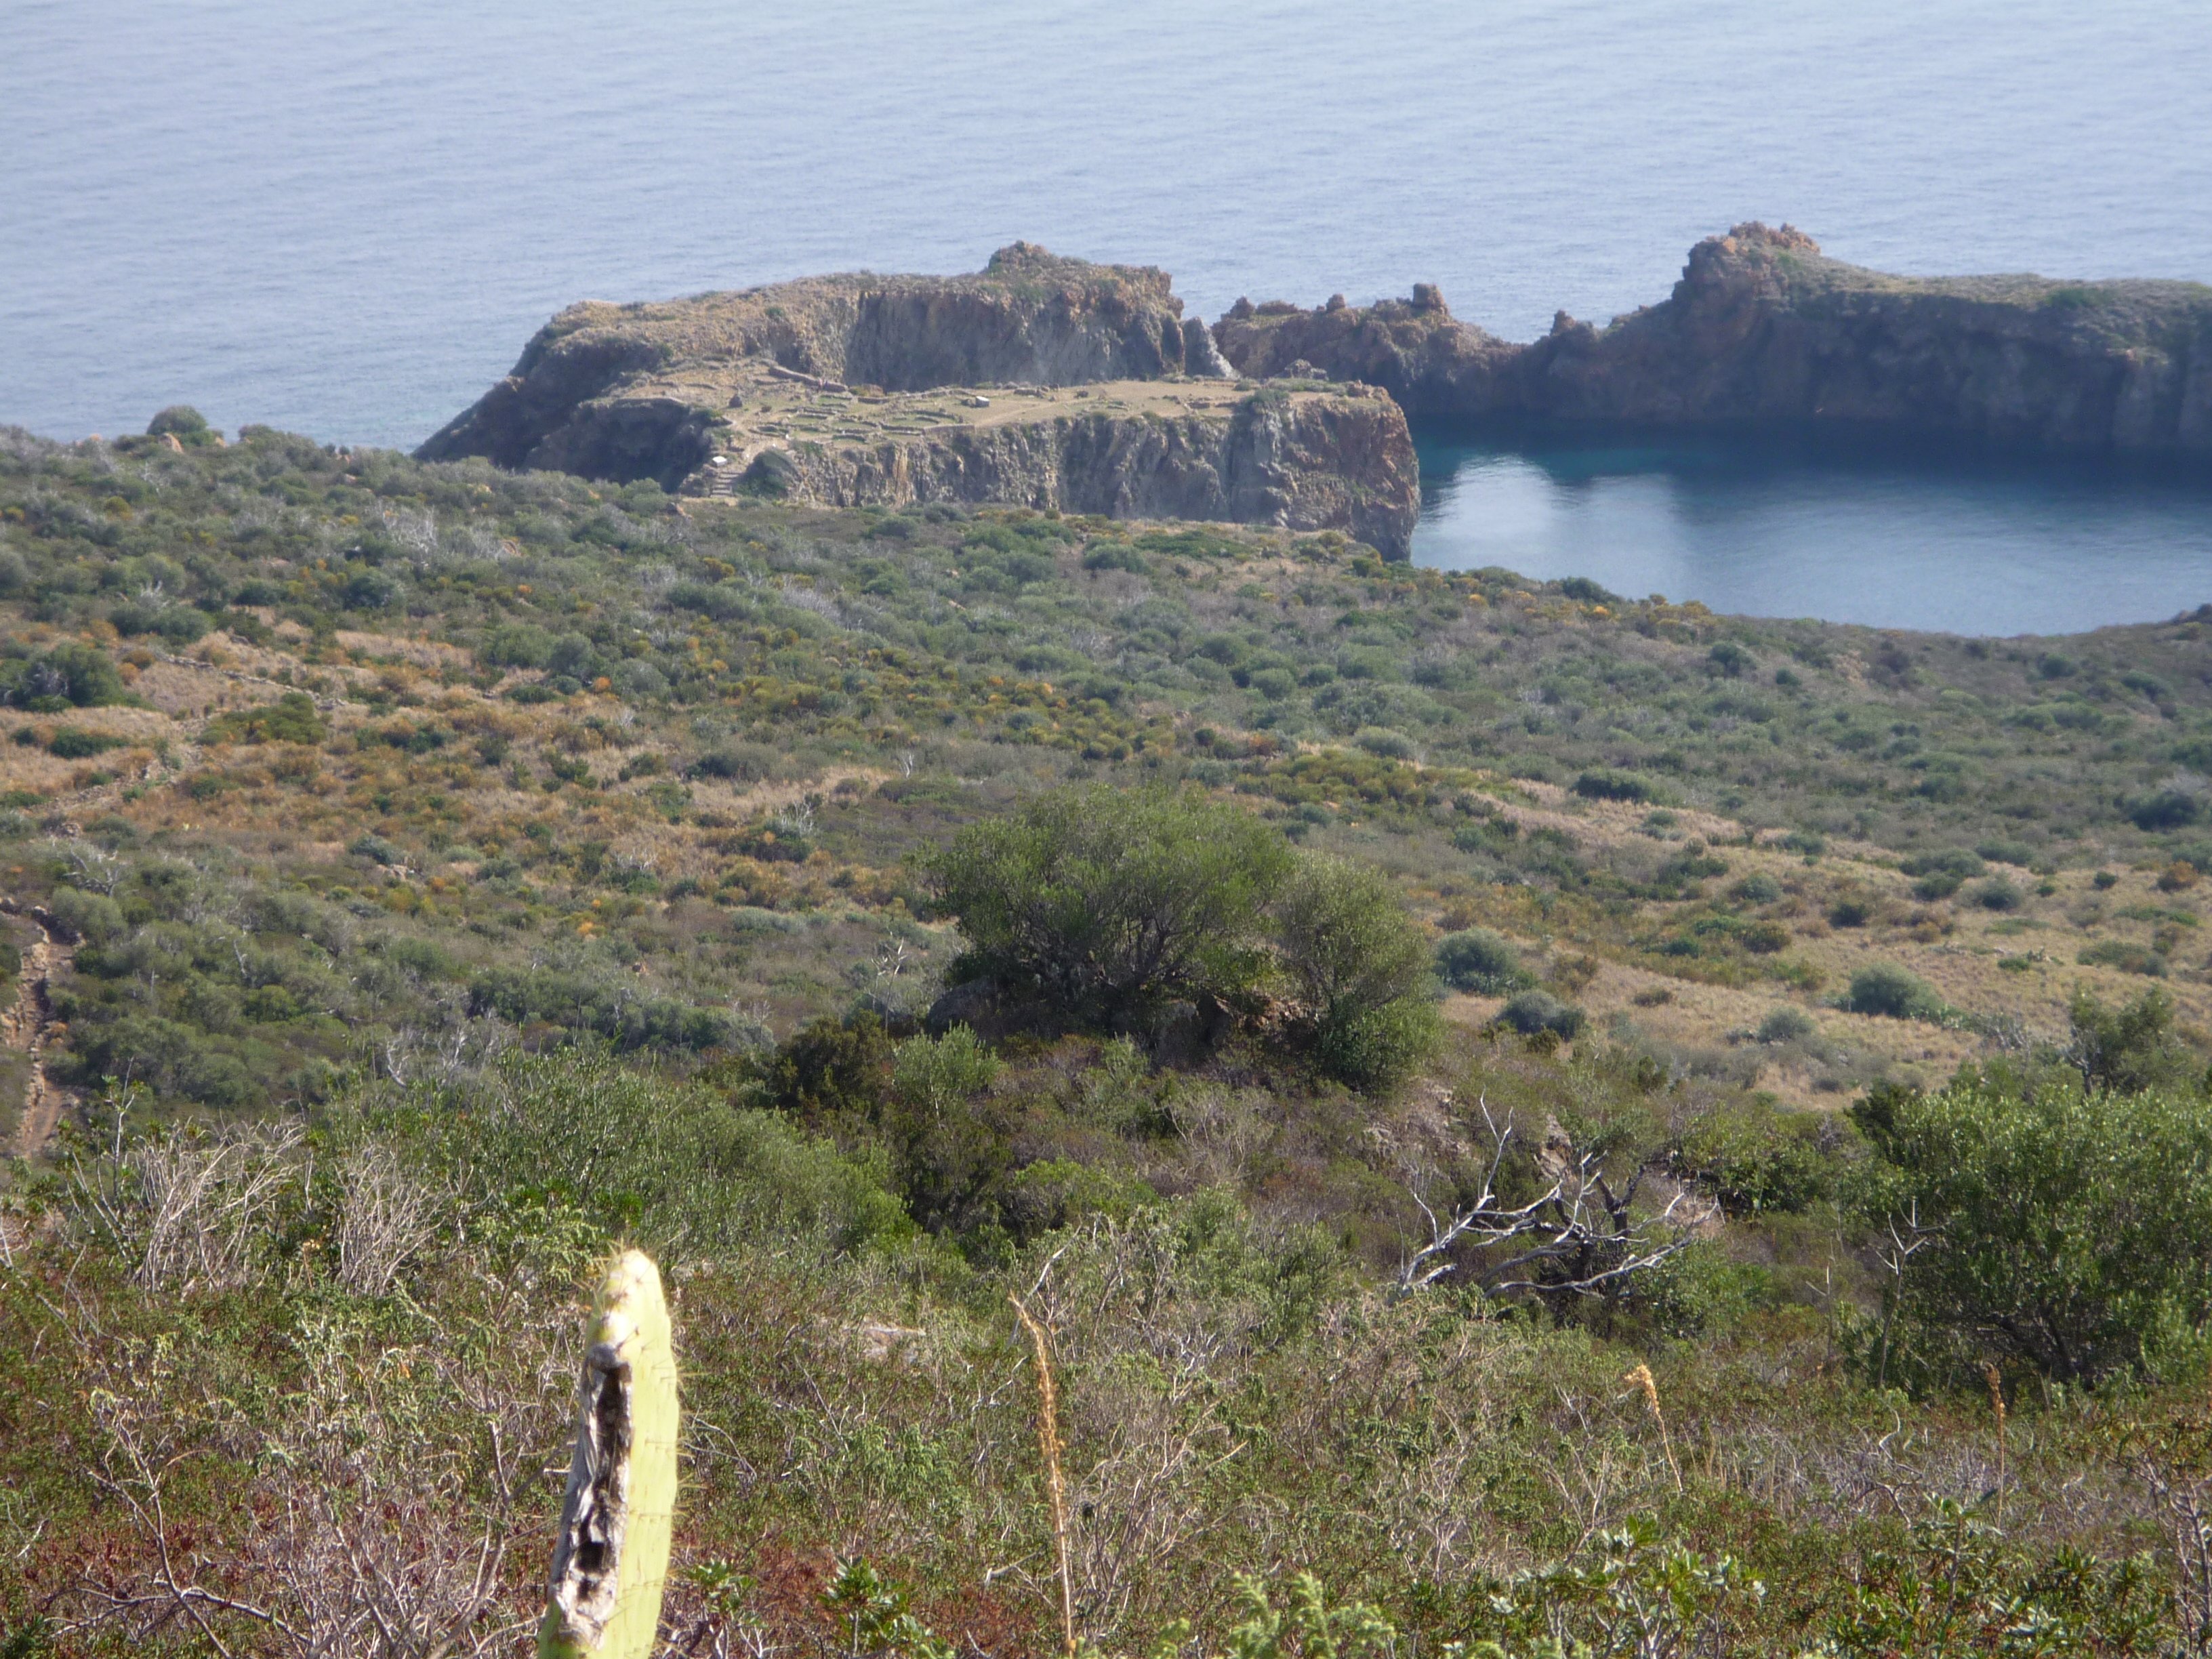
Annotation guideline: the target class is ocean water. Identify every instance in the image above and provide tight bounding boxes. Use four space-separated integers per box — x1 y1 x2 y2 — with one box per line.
5 0 2211 630
1412 432 2212 635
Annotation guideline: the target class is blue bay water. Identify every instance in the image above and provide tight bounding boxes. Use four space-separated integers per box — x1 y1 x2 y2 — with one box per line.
1411 433 2212 635
4 0 2211 631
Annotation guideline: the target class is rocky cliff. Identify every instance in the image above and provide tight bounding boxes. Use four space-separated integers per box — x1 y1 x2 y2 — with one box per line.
1214 224 2212 457
418 245 1226 482
416 245 1417 554
726 380 1416 556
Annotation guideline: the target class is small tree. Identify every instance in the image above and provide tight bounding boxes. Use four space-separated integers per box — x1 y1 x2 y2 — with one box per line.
1851 1078 2212 1384
925 784 1292 1023
2067 986 2203 1096
1271 855 1439 1087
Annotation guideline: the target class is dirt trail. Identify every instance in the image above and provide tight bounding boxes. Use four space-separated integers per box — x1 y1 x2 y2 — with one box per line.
3 905 73 1160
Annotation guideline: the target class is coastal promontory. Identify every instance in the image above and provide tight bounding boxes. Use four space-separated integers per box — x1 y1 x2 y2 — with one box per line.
1214 223 2212 457
418 245 1418 556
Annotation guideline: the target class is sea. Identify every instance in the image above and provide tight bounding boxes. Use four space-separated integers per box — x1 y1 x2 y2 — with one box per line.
5 0 2211 635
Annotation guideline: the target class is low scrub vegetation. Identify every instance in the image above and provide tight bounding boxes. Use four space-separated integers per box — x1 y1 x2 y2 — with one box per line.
1 418 2211 1654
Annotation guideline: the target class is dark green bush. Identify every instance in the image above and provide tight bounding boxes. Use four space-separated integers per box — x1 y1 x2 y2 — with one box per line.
1756 1006 1816 1044
46 726 125 759
0 643 127 710
1435 928 1529 994
1843 964 1944 1021
1968 876 2024 911
762 1010 895 1129
1852 1076 2212 1382
1900 848 1983 900
1496 989 1584 1040
146 405 218 446
1573 769 1662 804
2127 790 2204 831
1672 1097 1836 1214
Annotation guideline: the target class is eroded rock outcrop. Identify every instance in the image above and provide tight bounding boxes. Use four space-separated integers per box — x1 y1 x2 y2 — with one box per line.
1214 224 2212 457
417 245 1414 553
724 378 1416 556
419 245 1222 483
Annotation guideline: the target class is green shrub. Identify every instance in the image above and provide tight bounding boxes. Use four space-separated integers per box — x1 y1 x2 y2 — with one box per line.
1671 1096 1835 1214
1496 989 1584 1040
349 832 403 865
1900 848 1982 900
44 886 125 943
480 623 555 669
1573 769 1662 804
1843 964 1944 1021
882 1026 1010 1237
1851 1076 2212 1382
1080 541 1147 574
1352 726 1416 760
1272 853 1436 1086
2128 790 2204 831
1314 996 1443 1091
146 405 218 446
1729 872 1783 905
398 1048 909 1256
1967 876 2024 911
926 783 1292 1023
1707 640 1754 678
1435 928 1529 994
45 726 125 759
0 642 127 710
1756 1006 1816 1044
2066 987 2202 1094
763 1010 895 1128
203 692 326 745
2079 939 2168 977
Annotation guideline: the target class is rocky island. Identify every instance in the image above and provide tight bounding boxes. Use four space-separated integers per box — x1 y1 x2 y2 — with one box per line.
419 243 1421 556
1214 222 2212 457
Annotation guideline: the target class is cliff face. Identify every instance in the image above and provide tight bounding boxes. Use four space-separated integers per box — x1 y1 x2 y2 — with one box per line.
1214 224 2212 457
415 245 1416 554
739 384 1417 556
417 244 1226 483
1212 285 1521 419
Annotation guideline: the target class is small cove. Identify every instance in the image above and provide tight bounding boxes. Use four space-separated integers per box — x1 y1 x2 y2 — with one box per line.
1410 428 2212 636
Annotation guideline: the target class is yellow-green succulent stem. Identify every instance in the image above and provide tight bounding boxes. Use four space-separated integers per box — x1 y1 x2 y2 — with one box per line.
540 1249 680 1659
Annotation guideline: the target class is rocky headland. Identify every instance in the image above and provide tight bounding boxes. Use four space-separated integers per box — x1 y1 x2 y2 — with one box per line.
1213 223 2212 457
418 245 1418 555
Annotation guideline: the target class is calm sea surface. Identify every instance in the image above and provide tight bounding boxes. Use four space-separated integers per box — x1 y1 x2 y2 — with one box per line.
5 1 2211 632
